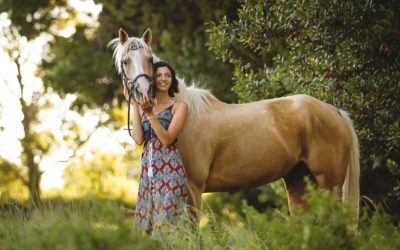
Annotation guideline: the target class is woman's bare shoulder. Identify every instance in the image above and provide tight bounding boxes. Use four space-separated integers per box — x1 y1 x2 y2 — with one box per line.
172 101 188 113
175 101 187 107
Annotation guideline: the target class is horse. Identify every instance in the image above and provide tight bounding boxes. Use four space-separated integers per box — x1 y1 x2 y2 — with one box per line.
108 28 360 220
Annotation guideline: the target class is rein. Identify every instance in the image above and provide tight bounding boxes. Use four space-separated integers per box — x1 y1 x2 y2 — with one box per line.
126 73 153 136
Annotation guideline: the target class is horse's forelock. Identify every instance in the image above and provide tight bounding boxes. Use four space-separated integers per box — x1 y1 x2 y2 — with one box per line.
108 37 151 75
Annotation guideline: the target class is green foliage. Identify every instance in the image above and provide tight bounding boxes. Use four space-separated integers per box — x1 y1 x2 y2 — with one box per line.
0 0 70 39
63 149 141 204
207 0 400 219
40 0 240 105
205 181 288 218
196 185 400 250
3 186 399 250
0 199 156 250
0 158 29 201
41 25 118 110
357 212 400 249
103 0 240 102
0 2 80 204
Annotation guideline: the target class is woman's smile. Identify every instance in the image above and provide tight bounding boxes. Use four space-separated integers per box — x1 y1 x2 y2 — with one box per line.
155 66 172 92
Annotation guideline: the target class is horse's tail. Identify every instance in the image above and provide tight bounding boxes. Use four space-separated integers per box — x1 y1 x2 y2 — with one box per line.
339 110 360 221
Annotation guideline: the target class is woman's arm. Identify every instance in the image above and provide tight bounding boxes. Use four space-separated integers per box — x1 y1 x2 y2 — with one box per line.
143 99 188 146
123 86 144 145
131 104 144 145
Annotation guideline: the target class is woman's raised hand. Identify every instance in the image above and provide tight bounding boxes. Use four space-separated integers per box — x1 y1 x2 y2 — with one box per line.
140 96 154 114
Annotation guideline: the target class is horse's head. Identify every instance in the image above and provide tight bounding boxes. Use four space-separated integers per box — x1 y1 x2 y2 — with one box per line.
109 28 154 103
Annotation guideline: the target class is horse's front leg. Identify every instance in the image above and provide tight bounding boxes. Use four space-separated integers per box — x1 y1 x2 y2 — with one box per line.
187 181 203 219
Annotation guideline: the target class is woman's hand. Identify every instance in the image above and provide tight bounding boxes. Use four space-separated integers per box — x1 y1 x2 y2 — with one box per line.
140 96 154 115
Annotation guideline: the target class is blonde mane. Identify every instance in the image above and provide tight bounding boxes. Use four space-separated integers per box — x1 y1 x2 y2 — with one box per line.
175 80 219 116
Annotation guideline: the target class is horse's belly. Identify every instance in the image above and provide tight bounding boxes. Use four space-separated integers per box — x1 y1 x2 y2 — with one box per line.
204 168 284 192
204 144 299 192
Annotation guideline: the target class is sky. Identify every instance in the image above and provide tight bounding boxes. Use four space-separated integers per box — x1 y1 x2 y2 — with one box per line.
0 0 130 191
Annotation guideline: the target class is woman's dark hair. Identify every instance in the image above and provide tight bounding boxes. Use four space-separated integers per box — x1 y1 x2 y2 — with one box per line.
153 61 179 97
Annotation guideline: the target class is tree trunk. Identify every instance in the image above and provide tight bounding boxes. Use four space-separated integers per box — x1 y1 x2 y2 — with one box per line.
26 147 41 206
16 58 42 206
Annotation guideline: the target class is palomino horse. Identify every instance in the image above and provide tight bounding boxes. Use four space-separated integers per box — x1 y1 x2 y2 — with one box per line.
108 28 360 219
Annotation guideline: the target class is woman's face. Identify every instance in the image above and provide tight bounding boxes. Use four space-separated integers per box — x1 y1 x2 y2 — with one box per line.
155 66 172 93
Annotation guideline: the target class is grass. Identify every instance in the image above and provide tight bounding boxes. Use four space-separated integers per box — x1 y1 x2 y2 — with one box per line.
0 188 399 250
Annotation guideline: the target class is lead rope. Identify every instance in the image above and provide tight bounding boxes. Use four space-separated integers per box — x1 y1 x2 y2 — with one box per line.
127 91 133 137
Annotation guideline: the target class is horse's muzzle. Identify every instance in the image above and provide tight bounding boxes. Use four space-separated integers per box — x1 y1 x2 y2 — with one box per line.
126 73 154 103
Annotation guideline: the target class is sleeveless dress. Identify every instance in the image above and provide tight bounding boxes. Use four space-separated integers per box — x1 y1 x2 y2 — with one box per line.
134 101 189 233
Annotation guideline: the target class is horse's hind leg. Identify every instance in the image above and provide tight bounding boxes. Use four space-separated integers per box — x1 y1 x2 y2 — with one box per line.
305 147 346 202
283 161 315 215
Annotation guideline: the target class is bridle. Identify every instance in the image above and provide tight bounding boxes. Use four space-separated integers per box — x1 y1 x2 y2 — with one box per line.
121 41 154 136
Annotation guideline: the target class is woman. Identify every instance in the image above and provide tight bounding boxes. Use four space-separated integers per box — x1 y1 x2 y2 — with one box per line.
124 61 189 234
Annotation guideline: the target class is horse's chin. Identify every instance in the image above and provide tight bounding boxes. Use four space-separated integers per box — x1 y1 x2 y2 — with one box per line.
131 82 155 103
133 90 155 103
133 89 141 103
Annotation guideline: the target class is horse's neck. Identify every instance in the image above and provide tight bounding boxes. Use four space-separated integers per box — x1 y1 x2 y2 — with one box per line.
175 82 225 116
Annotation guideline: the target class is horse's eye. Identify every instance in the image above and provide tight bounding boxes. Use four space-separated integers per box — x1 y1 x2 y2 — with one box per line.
149 57 153 64
122 59 130 65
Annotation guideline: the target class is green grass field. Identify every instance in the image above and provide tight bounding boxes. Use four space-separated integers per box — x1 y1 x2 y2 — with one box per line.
1 188 399 250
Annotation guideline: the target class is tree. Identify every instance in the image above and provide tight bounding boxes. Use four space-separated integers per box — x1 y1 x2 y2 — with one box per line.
41 24 117 110
0 24 52 204
41 0 241 106
207 0 400 219
0 0 83 205
0 0 69 39
99 0 242 103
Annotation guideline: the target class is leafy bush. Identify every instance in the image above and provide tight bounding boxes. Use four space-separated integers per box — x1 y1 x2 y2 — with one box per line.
207 0 400 221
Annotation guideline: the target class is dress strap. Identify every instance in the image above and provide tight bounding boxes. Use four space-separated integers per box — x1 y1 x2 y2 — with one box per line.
162 100 176 113
167 100 176 109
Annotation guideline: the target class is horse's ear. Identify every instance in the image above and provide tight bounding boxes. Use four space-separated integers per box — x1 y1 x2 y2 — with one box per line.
119 28 129 44
142 28 152 45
